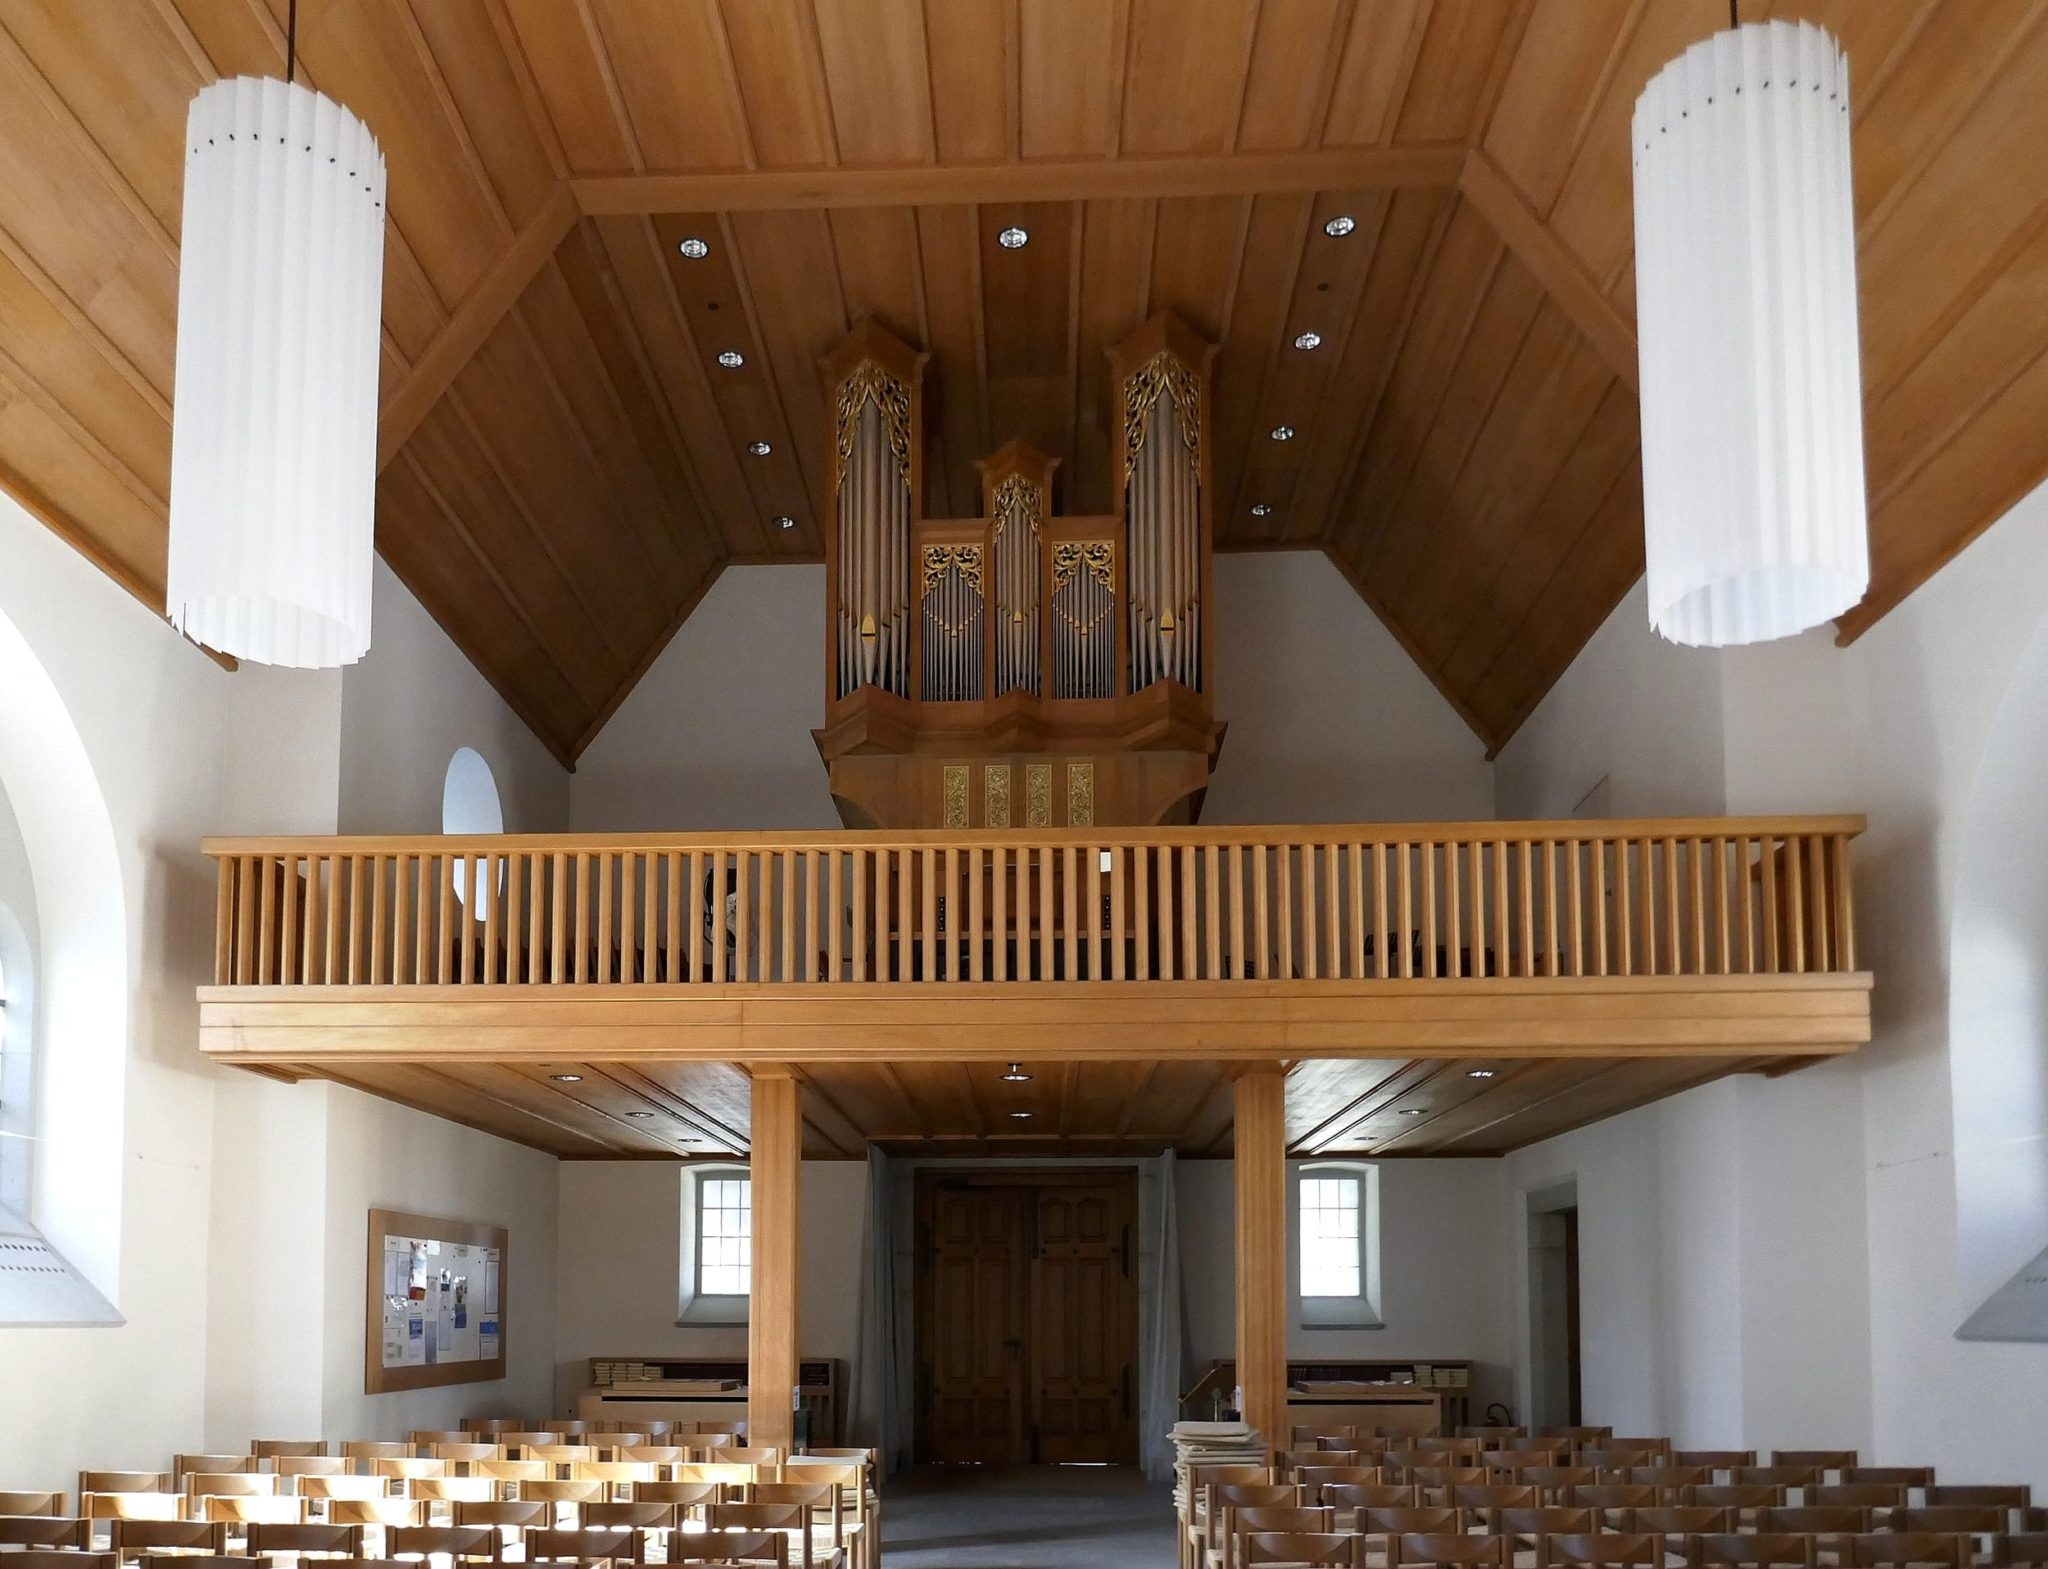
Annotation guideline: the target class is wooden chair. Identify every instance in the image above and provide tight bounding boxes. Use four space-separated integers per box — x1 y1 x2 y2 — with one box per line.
1219 1509 1335 1569
1393 1536 1512 1569
527 1526 644 1563
2 1554 114 1569
0 1492 67 1517
1188 1485 1299 1569
1568 1484 1661 1527
1992 1535 2048 1567
461 1421 529 1437
472 1462 547 1490
1843 1536 1970 1569
1321 1485 1417 1511
1522 1470 1599 1505
1582 1450 1664 1472
665 1534 789 1566
704 1450 784 1469
449 1501 549 1546
246 1521 366 1560
766 1462 867 1568
1239 1535 1362 1568
253 1443 329 1461
1674 1454 1757 1474
1461 1428 1533 1443
340 1446 411 1467
1889 1507 2008 1538
1537 1534 1660 1569
1356 1507 1463 1543
134 1556 250 1569
199 1496 304 1527
1537 1429 1614 1446
299 1477 392 1513
514 1480 603 1527
1410 1469 1488 1505
1689 1485 1787 1526
107 1519 227 1565
275 1458 351 1480
1689 1536 1818 1569
1287 1451 1366 1474
1813 1487 1909 1511
568 1462 655 1495
1632 1504 1734 1544
1487 1451 1572 1477
576 1501 678 1563
1758 1505 1871 1537
1491 1506 1597 1548
1623 1468 1711 1490
1450 1485 1539 1530
704 1504 836 1567
1848 1473 1934 1491
1775 1454 1859 1475
615 1448 689 1469
1299 1469 1387 1496
384 1524 500 1563
78 1477 178 1529
427 1447 501 1470
1923 1487 2030 1510
169 1460 262 1487
525 1448 595 1467
0 1519 91 1550
744 1485 852 1569
324 1500 424 1532
407 1434 472 1449
629 1483 719 1515
370 1461 446 1486
1736 1469 1822 1491
673 1467 765 1493
184 1474 287 1506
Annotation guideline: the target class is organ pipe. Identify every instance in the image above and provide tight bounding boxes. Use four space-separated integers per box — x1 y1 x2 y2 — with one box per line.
832 349 916 699
991 472 1043 696
1117 336 1207 694
920 544 984 701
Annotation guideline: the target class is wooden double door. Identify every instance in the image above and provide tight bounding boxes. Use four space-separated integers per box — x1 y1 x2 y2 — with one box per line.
914 1169 1138 1465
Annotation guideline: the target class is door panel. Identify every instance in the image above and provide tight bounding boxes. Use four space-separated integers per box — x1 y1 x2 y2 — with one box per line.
1032 1181 1135 1463
921 1183 1029 1463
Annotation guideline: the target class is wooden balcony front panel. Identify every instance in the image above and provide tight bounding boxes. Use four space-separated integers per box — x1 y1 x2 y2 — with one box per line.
198 818 1870 1071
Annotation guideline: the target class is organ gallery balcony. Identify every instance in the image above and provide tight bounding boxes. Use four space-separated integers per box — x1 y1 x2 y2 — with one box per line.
198 817 1870 1085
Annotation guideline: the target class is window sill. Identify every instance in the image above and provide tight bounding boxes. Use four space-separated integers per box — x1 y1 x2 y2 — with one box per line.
676 1296 749 1327
1301 1298 1384 1333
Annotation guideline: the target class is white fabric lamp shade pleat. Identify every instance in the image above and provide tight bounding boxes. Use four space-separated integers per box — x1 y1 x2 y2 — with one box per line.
1631 21 1868 647
166 76 386 667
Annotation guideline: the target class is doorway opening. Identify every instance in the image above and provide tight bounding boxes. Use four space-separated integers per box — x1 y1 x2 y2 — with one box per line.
1526 1180 1583 1428
912 1167 1140 1466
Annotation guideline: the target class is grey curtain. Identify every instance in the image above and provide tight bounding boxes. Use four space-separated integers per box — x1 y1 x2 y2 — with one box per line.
847 1148 913 1474
1140 1150 1190 1481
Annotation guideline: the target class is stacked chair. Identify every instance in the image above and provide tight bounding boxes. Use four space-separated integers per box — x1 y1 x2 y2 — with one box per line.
1179 1428 2046 1569
3 1421 879 1569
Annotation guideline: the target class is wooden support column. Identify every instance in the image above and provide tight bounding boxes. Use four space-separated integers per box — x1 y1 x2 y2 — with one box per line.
747 1067 802 1449
1233 1065 1288 1457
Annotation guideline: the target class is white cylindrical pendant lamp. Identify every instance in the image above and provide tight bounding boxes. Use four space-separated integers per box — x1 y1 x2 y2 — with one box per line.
1632 21 1867 646
167 75 386 666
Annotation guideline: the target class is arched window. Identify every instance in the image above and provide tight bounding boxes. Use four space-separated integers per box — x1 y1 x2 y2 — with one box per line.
441 747 504 916
0 924 28 1220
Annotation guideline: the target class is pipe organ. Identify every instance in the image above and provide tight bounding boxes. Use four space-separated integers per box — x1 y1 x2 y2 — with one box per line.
816 313 1224 830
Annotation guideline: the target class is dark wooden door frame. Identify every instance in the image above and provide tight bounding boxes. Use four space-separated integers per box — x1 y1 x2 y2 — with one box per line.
912 1166 1141 1466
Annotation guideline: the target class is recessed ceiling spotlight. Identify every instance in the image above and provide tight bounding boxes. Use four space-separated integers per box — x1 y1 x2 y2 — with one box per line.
1325 215 1356 238
1467 1068 1498 1079
1008 1110 1033 1119
1293 331 1322 351
1000 1063 1033 1083
773 515 795 530
1250 503 1272 517
1397 1107 1427 1116
678 237 710 259
747 440 772 457
550 1073 583 1083
1270 425 1295 442
997 226 1029 249
624 1110 654 1118
717 350 745 368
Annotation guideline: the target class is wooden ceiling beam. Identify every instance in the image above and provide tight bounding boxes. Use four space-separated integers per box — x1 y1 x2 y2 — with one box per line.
1458 147 1637 392
570 143 1466 217
377 181 578 472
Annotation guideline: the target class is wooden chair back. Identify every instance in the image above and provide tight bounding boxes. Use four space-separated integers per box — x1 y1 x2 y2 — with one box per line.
0 1518 90 1549
1773 1451 1857 1473
251 1442 328 1461
1358 1507 1463 1537
1320 1485 1416 1511
1632 1505 1734 1537
407 1433 472 1448
1673 1453 1757 1472
614 1448 689 1467
407 1478 496 1507
1393 1535 1512 1568
1297 1468 1384 1494
1757 1505 1871 1536
525 1447 595 1465
579 1502 678 1530
1536 1533 1659 1569
1521 1468 1598 1503
528 1525 641 1562
1848 1470 1935 1489
1621 1467 1710 1488
297 1477 390 1504
627 1483 719 1513
199 1495 303 1525
78 1489 180 1527
665 1534 787 1566
1492 1506 1597 1541
245 1521 365 1558
170 1459 261 1485
515 1481 603 1505
1689 1485 1786 1517
428 1445 503 1467
2 1553 114 1569
1844 1535 1971 1568
1992 1534 2048 1567
1734 1467 1820 1489
183 1473 285 1502
108 1519 228 1563
1460 1428 1531 1442
1690 1534 1819 1568
1890 1506 2008 1537
1814 1485 1909 1510
339 1445 410 1465
1239 1534 1360 1567
671 1465 762 1490
274 1457 350 1479
1537 1428 1613 1445
1925 1486 2030 1509
451 1502 550 1536
0 1498 71 1523
385 1525 500 1563
474 1461 547 1486
134 1556 249 1569
324 1500 424 1530
368 1460 445 1483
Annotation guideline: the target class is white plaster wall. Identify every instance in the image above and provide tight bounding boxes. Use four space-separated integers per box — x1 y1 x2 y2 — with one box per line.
0 490 569 1488
340 561 570 835
552 1160 869 1412
1496 473 2048 1484
1177 1157 1514 1416
1202 552 1495 824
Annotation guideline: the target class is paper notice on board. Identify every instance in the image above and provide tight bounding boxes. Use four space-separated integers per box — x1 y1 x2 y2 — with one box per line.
382 1304 407 1367
482 1251 500 1314
406 1313 426 1365
480 1316 500 1360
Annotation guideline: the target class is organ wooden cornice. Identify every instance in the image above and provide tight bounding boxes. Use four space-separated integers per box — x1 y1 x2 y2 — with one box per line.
1 3 2041 760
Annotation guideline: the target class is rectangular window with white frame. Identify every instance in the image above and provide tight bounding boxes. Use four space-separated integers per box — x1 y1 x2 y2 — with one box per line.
1297 1161 1382 1328
696 1173 752 1297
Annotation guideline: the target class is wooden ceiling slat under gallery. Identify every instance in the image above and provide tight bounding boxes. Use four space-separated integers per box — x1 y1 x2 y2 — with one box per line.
0 1 2042 762
293 1052 1783 1162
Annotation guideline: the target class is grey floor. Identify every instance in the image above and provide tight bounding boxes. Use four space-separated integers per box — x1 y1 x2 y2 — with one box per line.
882 1465 1178 1568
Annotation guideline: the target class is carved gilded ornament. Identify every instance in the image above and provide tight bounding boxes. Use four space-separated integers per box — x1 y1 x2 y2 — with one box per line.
1067 763 1095 827
1120 350 1202 480
1051 541 1115 591
1025 763 1052 827
991 473 1043 542
984 765 1011 828
833 360 913 491
919 543 983 597
942 765 969 829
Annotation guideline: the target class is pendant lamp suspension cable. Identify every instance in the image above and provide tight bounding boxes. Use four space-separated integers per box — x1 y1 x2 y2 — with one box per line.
286 0 298 84
1729 0 1738 27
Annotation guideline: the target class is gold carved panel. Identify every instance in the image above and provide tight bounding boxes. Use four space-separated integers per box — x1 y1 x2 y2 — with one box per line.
1067 762 1095 827
1025 763 1052 827
942 765 969 828
984 765 1011 828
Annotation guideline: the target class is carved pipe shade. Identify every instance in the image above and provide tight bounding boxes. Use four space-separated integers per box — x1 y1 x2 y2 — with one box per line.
166 77 386 666
1632 22 1868 647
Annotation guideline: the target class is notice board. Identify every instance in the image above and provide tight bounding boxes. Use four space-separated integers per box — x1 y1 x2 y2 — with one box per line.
365 1208 508 1394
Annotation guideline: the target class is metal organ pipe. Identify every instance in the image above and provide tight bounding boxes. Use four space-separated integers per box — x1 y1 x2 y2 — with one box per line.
834 364 913 698
1122 353 1202 695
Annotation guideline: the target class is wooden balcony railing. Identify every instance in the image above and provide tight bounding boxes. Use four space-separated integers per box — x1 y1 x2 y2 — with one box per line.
206 817 1861 991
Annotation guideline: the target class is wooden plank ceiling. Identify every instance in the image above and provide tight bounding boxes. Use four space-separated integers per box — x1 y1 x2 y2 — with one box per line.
2 1 2045 760
305 1052 1774 1162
